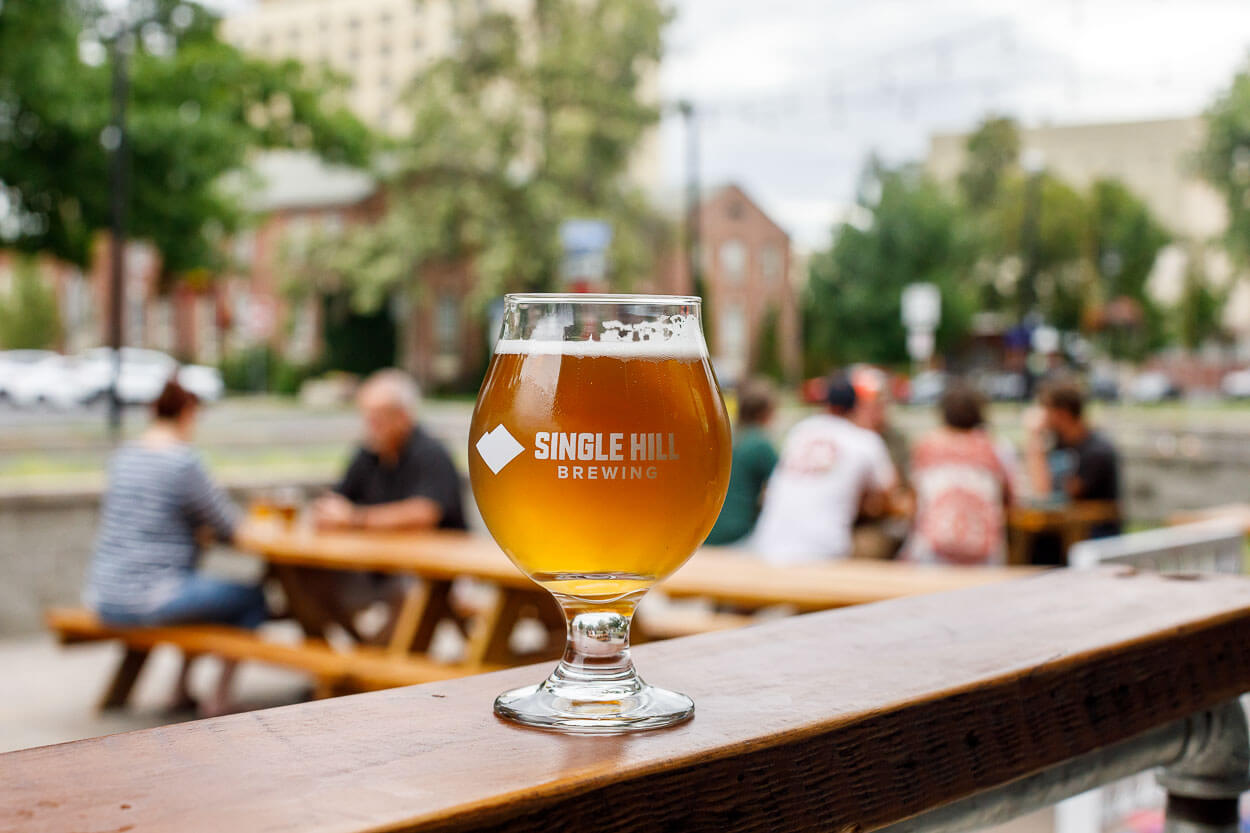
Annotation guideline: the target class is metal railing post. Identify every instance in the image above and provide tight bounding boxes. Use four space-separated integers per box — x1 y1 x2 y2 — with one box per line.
1159 700 1250 833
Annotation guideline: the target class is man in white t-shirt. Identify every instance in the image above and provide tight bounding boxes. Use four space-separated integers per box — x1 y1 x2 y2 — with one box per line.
750 374 897 564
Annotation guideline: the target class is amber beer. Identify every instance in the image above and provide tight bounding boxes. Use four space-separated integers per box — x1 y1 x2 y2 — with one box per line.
470 339 731 601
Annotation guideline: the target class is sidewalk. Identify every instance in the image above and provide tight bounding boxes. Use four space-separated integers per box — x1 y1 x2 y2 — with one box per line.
1 630 308 754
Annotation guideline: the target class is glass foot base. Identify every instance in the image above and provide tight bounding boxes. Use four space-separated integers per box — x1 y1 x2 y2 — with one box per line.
494 681 694 733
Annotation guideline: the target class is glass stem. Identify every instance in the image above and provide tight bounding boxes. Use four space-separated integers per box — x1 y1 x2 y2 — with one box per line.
546 597 643 691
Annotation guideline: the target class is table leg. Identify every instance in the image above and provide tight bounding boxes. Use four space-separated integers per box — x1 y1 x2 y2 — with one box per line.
98 647 150 711
271 565 363 643
387 580 455 656
1008 529 1032 566
464 588 539 668
1060 522 1096 567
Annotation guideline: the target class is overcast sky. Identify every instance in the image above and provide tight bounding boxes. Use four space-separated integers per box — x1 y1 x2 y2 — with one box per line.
209 0 1250 249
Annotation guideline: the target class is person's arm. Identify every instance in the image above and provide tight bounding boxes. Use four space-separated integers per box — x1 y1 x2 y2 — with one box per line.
351 497 443 530
345 438 461 531
858 435 898 519
1023 406 1051 498
313 451 370 529
182 455 240 543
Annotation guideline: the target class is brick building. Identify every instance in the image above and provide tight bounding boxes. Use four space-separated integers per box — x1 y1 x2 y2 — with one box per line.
692 184 801 383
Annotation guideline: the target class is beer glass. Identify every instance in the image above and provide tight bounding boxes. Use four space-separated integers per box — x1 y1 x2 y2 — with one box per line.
469 294 731 732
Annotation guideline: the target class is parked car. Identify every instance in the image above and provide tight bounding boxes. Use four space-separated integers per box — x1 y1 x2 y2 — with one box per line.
1126 371 1180 404
76 348 224 405
1089 367 1121 402
908 370 947 406
976 371 1027 402
1220 368 1250 400
0 350 57 403
7 354 82 409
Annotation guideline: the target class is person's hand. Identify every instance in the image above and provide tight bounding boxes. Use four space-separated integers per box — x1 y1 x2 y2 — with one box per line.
1023 405 1048 442
312 493 358 529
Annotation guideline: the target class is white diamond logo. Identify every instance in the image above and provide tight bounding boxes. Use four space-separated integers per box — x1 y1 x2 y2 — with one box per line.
475 424 525 474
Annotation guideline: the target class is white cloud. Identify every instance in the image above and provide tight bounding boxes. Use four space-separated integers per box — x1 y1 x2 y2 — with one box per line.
661 0 1250 247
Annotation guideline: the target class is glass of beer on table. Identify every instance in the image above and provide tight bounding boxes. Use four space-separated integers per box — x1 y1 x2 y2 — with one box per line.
469 294 731 732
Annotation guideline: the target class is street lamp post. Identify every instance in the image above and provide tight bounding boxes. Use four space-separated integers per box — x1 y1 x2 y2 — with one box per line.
1018 147 1045 319
677 100 702 300
106 26 130 441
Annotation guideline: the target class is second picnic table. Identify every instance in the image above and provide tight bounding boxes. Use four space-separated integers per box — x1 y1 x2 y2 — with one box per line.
237 520 1037 680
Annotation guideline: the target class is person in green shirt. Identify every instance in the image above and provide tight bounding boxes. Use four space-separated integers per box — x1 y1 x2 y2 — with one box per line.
705 378 779 546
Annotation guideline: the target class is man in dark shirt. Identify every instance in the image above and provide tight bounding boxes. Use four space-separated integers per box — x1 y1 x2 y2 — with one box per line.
1025 380 1122 559
299 369 465 641
313 370 465 532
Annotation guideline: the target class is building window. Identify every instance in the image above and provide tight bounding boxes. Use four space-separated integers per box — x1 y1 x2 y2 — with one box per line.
348 15 361 30
720 303 747 361
413 35 424 52
761 244 782 283
437 293 460 353
727 201 745 220
719 239 747 282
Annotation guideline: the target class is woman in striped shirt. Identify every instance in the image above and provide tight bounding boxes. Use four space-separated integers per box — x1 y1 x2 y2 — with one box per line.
84 378 267 715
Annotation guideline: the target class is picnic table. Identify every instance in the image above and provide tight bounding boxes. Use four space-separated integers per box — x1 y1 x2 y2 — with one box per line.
237 520 1036 661
1007 499 1121 565
47 524 1038 709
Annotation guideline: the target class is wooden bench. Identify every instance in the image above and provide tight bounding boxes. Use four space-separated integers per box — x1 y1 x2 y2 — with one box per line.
13 568 1250 833
45 608 495 707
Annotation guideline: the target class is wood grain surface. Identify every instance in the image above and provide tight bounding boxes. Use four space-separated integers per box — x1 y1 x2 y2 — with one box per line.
6 568 1250 833
236 523 1036 611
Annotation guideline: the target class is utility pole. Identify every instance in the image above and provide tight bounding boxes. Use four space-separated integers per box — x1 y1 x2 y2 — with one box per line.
677 100 711 347
106 22 131 441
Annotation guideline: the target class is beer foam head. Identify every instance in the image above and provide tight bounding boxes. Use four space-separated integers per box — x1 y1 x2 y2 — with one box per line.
495 314 707 358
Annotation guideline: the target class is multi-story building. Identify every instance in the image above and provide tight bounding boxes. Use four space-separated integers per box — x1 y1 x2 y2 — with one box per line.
220 0 661 195
647 184 801 383
927 116 1250 342
927 116 1225 242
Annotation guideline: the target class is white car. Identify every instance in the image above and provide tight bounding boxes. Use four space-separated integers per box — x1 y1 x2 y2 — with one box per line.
7 354 82 409
1221 368 1250 399
76 348 224 405
1126 371 1180 404
0 350 57 403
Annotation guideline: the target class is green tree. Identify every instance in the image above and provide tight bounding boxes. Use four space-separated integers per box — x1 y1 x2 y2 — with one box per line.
804 161 977 369
1085 179 1170 357
959 116 1020 211
1174 252 1225 349
0 257 62 349
1200 59 1250 264
753 306 783 381
293 0 668 311
0 0 371 279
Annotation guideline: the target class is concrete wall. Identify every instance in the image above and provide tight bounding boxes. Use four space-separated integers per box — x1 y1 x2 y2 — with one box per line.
0 480 328 636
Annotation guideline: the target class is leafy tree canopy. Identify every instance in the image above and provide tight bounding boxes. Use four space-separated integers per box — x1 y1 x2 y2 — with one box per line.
1200 58 1250 264
0 256 62 349
0 0 371 279
293 0 669 311
804 160 977 369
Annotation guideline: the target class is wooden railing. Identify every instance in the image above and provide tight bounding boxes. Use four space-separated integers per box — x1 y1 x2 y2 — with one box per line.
4 567 1250 833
